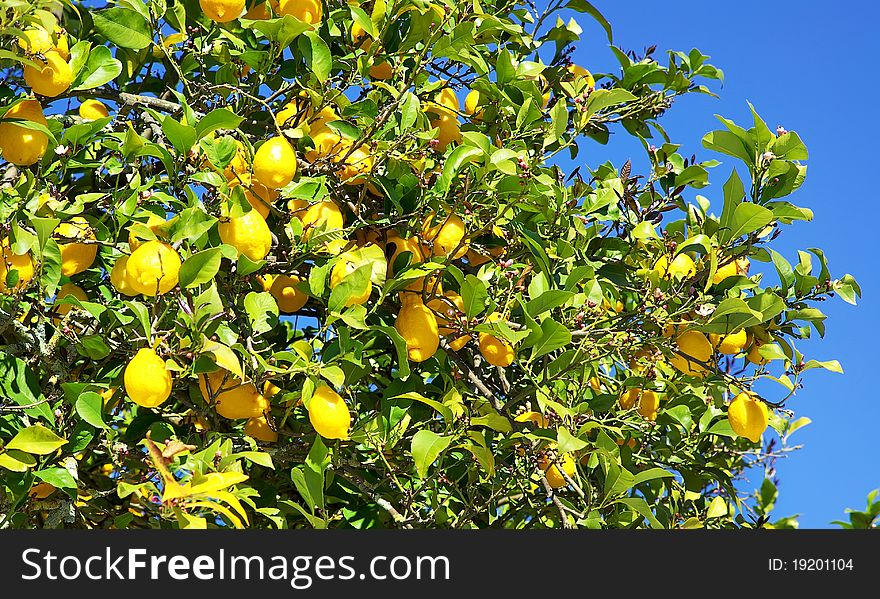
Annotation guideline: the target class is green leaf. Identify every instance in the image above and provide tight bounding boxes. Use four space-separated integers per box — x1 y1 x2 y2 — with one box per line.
583 89 637 120
0 450 36 472
302 31 331 80
770 131 808 160
526 290 574 317
724 202 774 242
460 274 488 318
35 467 77 489
437 146 483 193
706 496 729 519
719 169 744 237
557 427 587 453
92 7 153 50
632 467 674 486
563 1 613 41
242 15 311 47
76 335 111 360
75 391 106 429
179 248 222 288
392 392 454 423
244 292 280 335
196 108 244 138
7 425 67 455
372 326 411 379
529 319 571 359
614 497 663 529
0 352 53 421
411 430 452 479
161 117 197 155
73 45 122 90
702 130 754 165
328 264 372 313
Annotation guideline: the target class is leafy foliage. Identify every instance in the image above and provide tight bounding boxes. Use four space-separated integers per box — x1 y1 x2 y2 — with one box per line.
0 0 860 529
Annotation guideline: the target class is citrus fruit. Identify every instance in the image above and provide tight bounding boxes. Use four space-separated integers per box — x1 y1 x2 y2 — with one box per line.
23 50 72 97
421 212 468 258
268 274 308 313
478 312 514 367
56 216 97 276
273 0 322 23
713 257 750 285
245 415 278 442
308 385 350 439
219 209 272 261
728 391 769 443
126 240 181 296
199 370 268 419
0 99 48 166
429 105 461 152
53 283 87 323
709 329 748 355
253 135 297 189
538 450 576 489
110 255 137 296
301 200 344 239
653 253 696 279
199 0 246 22
0 241 34 292
128 212 167 251
330 253 372 306
79 99 109 120
427 291 469 350
124 347 173 408
670 330 712 376
395 295 440 362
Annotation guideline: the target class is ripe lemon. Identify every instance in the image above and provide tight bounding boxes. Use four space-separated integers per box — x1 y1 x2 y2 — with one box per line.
464 89 482 119
385 234 424 275
670 330 712 376
427 291 469 350
330 253 372 306
219 209 272 261
253 136 297 189
268 274 308 313
713 257 750 285
620 388 660 420
746 338 769 365
199 370 268 419
434 86 460 111
709 329 748 355
429 105 461 152
395 295 440 362
727 391 769 443
24 51 72 97
421 212 468 258
301 200 344 239
126 240 181 296
273 0 322 23
79 99 109 120
307 130 374 184
514 411 547 427
124 348 173 408
228 173 277 218
110 255 137 296
538 450 576 489
0 99 48 166
566 64 595 90
199 0 246 22
307 106 340 134
276 92 312 128
53 283 87 323
0 241 34 292
308 385 350 439
245 415 278 442
128 212 167 251
478 312 514 367
653 253 696 279
56 217 97 277
18 28 55 54
244 1 271 19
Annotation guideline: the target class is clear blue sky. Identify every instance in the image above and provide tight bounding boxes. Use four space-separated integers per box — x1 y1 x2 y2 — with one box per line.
559 0 878 526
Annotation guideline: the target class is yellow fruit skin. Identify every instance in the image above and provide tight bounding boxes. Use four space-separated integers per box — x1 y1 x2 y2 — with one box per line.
746 341 769 365
124 348 173 408
301 200 344 239
126 240 181 296
435 87 460 112
79 99 109 120
422 212 468 258
728 392 769 443
671 330 712 376
219 209 273 261
478 312 514 367
128 213 167 251
269 274 308 313
274 0 322 23
0 243 34 292
24 50 72 97
395 297 440 362
714 257 750 285
245 415 278 442
0 99 48 166
308 385 350 439
330 257 372 306
56 217 97 276
619 388 659 420
429 106 461 152
222 140 249 179
110 255 137 296
514 411 546 427
199 371 268 419
244 1 271 19
386 235 424 275
709 329 748 355
566 64 596 90
653 253 696 279
464 89 482 120
428 291 469 350
199 0 246 22
253 136 297 188
29 482 57 499
539 452 576 489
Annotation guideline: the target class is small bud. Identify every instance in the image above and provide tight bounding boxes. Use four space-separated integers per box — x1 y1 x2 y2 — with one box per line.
776 125 787 136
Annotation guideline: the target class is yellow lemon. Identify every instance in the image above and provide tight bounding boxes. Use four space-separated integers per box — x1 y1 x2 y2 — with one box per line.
330 253 373 306
395 295 440 362
126 240 181 296
653 253 696 279
727 391 769 443
228 173 277 218
0 241 34 292
78 99 109 120
56 217 97 277
427 291 469 350
23 50 72 97
385 234 424 275
18 28 54 54
253 136 297 188
464 89 482 120
428 105 461 152
308 385 350 439
53 283 88 322
128 212 167 251
514 411 546 428
219 209 272 261
566 64 595 91
421 212 468 258
0 99 48 166
713 257 750 285
746 338 769 365
434 86 460 112
199 370 268 419
273 0 322 23
124 348 173 408
307 106 340 134
276 92 312 128
244 1 271 19
110 255 137 296
301 200 344 239
245 415 278 442
268 274 308 313
619 388 660 421
199 0 246 22
478 312 514 367
709 329 748 355
538 450 576 489
670 330 712 376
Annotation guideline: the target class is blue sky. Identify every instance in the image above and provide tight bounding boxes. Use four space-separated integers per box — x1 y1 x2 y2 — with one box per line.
559 1 878 526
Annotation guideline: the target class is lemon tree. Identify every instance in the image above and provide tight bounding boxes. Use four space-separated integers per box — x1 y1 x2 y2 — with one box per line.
0 0 860 529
